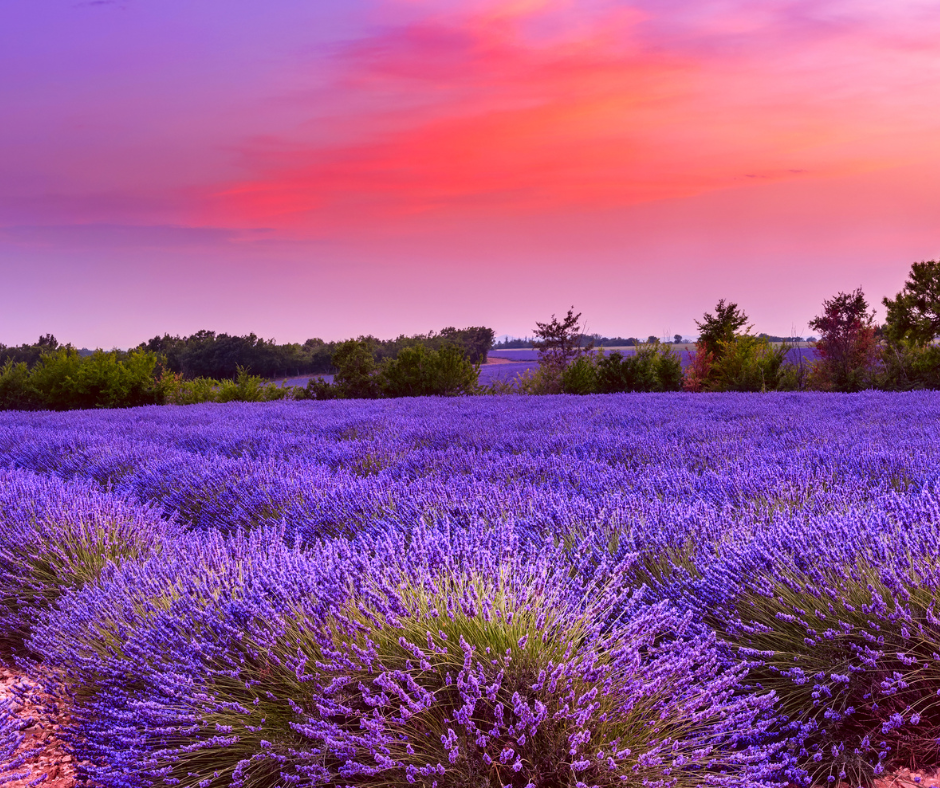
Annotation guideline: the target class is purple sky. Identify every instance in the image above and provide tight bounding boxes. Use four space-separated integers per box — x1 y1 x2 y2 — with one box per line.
2 0 939 347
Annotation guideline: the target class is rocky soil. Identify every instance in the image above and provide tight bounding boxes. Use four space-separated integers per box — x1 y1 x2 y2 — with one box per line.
1 663 75 788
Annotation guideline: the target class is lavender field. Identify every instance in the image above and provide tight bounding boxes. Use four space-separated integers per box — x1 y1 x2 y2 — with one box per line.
3 393 940 787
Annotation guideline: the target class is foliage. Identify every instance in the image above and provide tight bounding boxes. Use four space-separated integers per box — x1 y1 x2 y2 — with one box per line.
157 367 294 406
883 260 940 345
595 342 683 393
880 341 940 391
682 344 715 393
0 361 41 410
708 335 790 392
380 344 479 397
0 334 61 369
0 348 165 410
140 326 495 380
331 339 382 399
808 288 880 392
559 353 598 394
533 307 593 377
695 299 750 359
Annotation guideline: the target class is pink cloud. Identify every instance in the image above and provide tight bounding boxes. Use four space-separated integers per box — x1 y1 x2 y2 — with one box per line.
204 0 940 234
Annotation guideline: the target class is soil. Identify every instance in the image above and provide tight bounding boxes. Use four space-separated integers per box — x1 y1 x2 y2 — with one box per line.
1 662 75 788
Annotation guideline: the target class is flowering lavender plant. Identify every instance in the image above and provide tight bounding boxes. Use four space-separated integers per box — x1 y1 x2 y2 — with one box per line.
0 468 178 655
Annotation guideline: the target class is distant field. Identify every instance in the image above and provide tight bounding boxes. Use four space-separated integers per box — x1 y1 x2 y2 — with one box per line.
483 345 818 384
269 345 819 387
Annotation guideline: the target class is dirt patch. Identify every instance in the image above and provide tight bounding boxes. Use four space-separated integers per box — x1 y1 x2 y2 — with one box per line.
1 663 75 788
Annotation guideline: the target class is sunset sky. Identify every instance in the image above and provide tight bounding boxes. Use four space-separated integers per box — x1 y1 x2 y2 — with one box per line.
2 0 938 347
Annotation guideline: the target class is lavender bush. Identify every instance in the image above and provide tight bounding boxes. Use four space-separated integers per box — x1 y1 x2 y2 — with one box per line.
31 522 783 788
0 468 179 655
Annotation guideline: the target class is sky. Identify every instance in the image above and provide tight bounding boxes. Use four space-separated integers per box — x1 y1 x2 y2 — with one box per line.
1 0 938 347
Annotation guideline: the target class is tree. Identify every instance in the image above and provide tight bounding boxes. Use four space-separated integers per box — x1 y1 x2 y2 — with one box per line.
695 300 749 358
332 340 380 399
685 300 751 391
533 307 592 372
883 260 940 345
673 334 683 345
380 345 478 398
809 288 879 392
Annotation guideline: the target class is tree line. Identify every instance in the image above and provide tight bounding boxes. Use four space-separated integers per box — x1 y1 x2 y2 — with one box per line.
523 259 939 396
138 326 495 380
1 259 938 409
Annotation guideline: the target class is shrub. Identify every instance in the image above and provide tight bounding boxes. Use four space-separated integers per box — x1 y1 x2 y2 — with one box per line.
0 469 177 655
880 342 940 391
304 375 338 400
0 360 40 410
28 348 163 410
708 336 789 392
596 343 683 393
682 344 715 392
34 522 782 788
513 363 564 395
728 556 940 786
560 353 598 394
333 339 381 399
380 344 479 397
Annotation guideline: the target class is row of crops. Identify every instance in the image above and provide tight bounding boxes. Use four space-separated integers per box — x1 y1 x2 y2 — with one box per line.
2 393 940 787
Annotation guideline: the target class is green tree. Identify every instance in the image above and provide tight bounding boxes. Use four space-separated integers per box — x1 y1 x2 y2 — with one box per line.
380 345 478 397
695 300 749 359
883 260 940 345
332 340 380 399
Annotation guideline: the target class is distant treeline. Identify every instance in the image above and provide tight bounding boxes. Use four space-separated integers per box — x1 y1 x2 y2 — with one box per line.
2 258 938 410
139 326 494 379
494 332 810 349
0 326 495 381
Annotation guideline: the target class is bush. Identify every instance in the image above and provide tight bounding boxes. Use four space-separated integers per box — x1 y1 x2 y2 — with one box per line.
729 557 940 786
333 339 381 399
708 336 789 392
0 360 40 410
380 344 479 397
560 353 597 394
595 343 683 393
880 342 940 390
0 469 177 655
34 522 782 788
27 348 163 410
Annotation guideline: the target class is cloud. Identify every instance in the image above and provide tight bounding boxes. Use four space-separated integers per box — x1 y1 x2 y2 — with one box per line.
0 223 274 250
204 0 940 233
